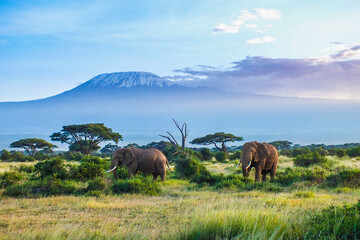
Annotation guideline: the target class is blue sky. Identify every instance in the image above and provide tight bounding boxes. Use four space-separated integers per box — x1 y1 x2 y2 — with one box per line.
1 0 360 101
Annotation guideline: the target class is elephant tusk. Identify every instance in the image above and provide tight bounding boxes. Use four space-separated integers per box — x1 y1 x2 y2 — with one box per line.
236 162 240 168
245 161 252 169
106 166 118 173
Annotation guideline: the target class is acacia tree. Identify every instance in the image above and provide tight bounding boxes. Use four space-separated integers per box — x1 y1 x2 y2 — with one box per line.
269 140 293 150
10 138 57 157
190 132 243 157
100 143 119 155
50 123 122 155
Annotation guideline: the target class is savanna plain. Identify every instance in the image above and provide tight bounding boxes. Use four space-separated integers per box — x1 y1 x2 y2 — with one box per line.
0 147 360 240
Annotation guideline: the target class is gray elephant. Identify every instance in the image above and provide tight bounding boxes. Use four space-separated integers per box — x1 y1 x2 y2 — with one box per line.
237 141 278 182
106 147 172 181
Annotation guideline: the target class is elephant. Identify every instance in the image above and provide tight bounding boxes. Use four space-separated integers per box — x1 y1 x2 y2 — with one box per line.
237 141 278 182
106 147 172 182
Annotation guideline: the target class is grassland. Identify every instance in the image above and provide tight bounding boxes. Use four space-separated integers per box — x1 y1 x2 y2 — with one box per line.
0 156 359 239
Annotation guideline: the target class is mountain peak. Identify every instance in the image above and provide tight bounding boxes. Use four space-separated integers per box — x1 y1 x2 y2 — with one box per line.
82 72 173 88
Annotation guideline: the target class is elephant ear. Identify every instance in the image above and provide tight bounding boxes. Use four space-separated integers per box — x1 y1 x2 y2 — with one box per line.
254 143 270 162
122 148 135 166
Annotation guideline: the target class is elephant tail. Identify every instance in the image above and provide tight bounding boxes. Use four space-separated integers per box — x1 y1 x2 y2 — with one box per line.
166 160 173 172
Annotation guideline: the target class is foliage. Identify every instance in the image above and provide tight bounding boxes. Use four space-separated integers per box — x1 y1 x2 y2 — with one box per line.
0 150 35 162
50 123 122 154
268 140 293 150
293 152 328 167
100 143 119 155
335 148 347 158
4 177 79 197
305 201 360 240
174 156 211 179
35 157 70 180
110 176 161 195
87 177 107 192
190 132 243 155
346 146 360 157
0 171 23 188
10 138 56 157
214 151 227 162
275 167 328 186
229 150 242 160
325 167 360 188
199 148 212 161
72 155 107 181
18 165 35 173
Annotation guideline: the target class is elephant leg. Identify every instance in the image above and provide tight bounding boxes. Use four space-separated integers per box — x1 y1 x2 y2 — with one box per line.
270 169 276 181
255 167 261 182
261 171 267 182
152 173 159 182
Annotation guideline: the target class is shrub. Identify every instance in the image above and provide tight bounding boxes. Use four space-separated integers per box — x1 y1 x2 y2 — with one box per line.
35 157 70 180
18 165 35 173
293 191 315 198
73 156 106 180
229 150 242 160
87 177 106 192
174 156 210 179
293 152 327 167
346 147 360 157
305 201 360 239
0 149 11 161
335 148 346 158
325 167 360 188
4 177 77 197
200 148 213 161
0 171 23 188
214 151 227 162
275 167 328 186
111 176 160 195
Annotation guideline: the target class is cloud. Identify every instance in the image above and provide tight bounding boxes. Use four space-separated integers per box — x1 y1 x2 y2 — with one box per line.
254 8 282 19
331 44 360 59
213 23 239 34
246 36 275 44
212 8 281 34
168 46 360 100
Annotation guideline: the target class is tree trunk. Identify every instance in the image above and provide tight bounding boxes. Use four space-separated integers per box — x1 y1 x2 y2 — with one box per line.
221 142 229 158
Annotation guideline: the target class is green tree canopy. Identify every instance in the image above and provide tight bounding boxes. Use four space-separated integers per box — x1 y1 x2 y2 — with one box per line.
50 123 122 155
190 132 243 156
100 143 119 155
269 140 293 150
10 138 57 157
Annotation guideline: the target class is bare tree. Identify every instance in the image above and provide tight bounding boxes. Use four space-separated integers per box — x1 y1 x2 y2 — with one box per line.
159 119 189 150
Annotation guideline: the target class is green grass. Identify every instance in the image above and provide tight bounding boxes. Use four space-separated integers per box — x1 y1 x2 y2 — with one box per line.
0 155 359 239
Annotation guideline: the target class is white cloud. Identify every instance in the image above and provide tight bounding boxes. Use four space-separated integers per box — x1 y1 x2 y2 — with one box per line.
213 23 239 33
254 8 282 19
212 8 281 34
247 36 275 44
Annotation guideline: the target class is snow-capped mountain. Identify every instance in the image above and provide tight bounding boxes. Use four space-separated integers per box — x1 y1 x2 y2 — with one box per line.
80 72 173 88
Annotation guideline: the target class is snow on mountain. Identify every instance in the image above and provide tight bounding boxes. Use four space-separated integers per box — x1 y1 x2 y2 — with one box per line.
81 72 173 88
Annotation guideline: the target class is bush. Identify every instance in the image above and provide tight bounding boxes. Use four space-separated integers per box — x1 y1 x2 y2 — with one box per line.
214 151 227 162
73 156 106 180
275 167 328 186
111 176 160 195
87 177 106 192
346 147 360 157
293 191 315 198
325 167 360 188
305 201 360 239
4 177 78 197
174 156 210 179
293 152 327 167
0 171 23 188
18 165 35 173
200 148 213 161
229 150 242 160
0 149 11 161
335 148 347 158
35 157 70 180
